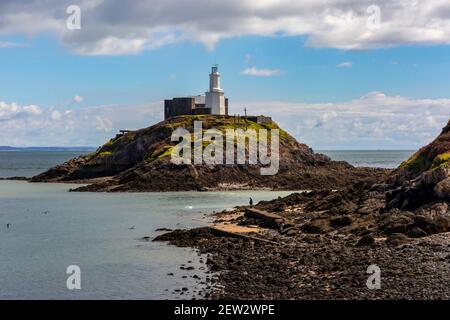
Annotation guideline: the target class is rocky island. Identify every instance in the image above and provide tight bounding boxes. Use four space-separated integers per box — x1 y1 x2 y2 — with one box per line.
31 115 386 192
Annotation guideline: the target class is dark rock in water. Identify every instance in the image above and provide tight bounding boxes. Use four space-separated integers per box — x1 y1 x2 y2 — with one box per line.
407 227 428 238
0 176 29 181
152 227 212 245
386 233 410 247
155 227 173 232
355 235 375 247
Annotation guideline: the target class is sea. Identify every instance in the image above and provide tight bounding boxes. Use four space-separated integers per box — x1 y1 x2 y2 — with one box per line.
0 150 413 299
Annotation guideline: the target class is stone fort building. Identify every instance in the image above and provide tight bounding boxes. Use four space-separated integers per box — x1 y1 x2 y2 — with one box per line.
164 65 229 120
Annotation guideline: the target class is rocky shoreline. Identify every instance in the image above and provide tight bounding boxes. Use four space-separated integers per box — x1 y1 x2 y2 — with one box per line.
154 183 450 299
153 119 450 299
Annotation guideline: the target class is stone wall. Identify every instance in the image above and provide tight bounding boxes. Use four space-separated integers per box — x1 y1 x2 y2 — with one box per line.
164 97 195 119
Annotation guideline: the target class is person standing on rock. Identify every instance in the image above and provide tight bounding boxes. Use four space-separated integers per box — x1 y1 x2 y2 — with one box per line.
249 197 253 207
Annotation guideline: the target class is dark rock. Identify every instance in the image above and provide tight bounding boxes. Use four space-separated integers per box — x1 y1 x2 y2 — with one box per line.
386 233 410 247
434 178 450 200
284 228 298 237
355 235 375 247
155 227 173 232
384 223 409 235
330 215 353 228
301 223 323 234
413 215 433 229
406 227 428 238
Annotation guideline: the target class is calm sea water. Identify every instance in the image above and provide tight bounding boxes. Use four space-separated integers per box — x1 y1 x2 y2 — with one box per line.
0 150 412 299
318 150 414 169
0 151 85 178
0 181 291 299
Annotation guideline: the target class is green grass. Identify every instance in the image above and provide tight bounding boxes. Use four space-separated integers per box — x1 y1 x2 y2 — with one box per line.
147 145 174 160
98 151 112 158
399 153 427 173
400 151 450 173
430 152 450 171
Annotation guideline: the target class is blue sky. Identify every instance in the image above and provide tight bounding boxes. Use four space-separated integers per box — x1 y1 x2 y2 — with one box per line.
3 35 450 106
1 0 450 149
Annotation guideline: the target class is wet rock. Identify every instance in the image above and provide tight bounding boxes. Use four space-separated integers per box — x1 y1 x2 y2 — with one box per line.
155 227 173 232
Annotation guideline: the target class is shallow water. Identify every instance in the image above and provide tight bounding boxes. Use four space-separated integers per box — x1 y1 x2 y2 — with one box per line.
0 181 291 299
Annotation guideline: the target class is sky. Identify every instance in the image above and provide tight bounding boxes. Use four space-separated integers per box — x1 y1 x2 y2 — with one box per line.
0 0 450 149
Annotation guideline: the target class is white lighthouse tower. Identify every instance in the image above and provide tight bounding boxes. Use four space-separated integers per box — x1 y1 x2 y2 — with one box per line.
205 64 226 115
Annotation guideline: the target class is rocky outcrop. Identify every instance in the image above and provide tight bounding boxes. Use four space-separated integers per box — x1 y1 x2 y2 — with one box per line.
386 119 450 210
31 115 387 192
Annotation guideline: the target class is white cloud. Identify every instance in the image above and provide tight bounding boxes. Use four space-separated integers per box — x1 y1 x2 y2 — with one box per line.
0 41 27 48
94 116 113 133
0 101 42 121
233 92 450 149
0 100 163 147
1 92 450 149
73 95 84 103
337 61 353 68
0 92 450 149
2 1 450 55
241 67 284 77
50 110 62 121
